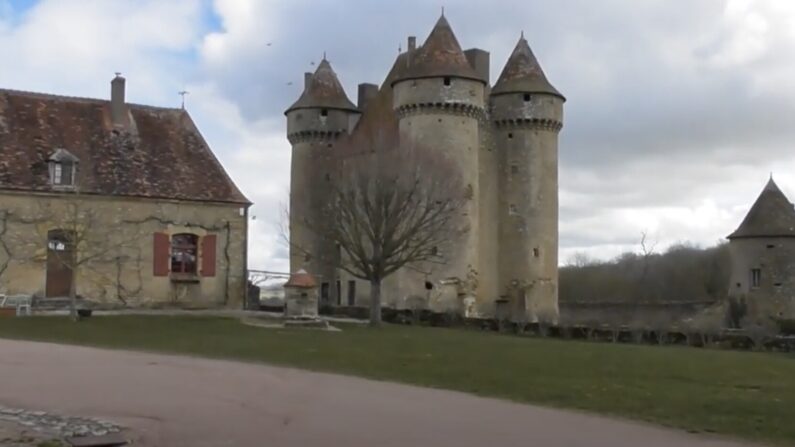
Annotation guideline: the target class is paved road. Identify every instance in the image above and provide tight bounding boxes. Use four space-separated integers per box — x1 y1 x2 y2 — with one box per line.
0 339 761 447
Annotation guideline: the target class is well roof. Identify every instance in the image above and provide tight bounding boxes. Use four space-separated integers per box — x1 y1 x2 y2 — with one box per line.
284 269 318 288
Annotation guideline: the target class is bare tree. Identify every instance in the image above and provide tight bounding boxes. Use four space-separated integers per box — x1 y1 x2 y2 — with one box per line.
0 188 142 321
45 191 142 320
298 142 466 326
638 230 658 288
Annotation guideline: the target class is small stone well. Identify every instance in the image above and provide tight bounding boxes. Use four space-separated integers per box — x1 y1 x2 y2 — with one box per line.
283 269 319 319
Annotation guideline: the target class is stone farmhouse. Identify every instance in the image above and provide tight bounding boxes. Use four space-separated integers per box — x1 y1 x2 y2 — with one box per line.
0 76 250 307
286 14 564 321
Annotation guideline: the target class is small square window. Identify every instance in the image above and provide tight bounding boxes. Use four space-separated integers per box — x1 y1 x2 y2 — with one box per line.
533 248 540 258
443 77 451 86
508 133 513 139
523 93 531 102
320 109 328 117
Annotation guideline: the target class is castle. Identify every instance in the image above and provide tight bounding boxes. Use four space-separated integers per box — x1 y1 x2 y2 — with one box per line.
285 14 564 321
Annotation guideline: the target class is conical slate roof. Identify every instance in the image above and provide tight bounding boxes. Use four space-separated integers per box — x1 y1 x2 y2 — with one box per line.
285 59 358 114
728 178 795 239
392 15 484 85
492 35 563 99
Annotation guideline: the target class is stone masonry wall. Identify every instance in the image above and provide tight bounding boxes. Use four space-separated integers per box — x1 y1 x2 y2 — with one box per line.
728 237 795 324
0 191 247 307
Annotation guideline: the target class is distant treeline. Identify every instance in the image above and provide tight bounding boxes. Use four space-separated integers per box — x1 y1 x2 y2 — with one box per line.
560 242 731 303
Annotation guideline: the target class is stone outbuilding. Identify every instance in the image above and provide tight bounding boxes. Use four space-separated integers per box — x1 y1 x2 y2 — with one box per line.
727 177 795 325
0 76 251 308
283 269 319 318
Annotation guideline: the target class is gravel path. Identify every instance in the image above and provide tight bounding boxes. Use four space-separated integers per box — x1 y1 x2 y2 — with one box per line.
0 339 764 447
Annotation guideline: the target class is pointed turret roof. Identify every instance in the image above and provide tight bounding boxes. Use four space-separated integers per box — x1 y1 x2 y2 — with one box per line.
728 178 795 239
285 58 359 114
492 35 563 99
392 15 484 85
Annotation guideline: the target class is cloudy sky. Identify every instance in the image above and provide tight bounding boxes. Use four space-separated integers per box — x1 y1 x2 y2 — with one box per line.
2 0 794 271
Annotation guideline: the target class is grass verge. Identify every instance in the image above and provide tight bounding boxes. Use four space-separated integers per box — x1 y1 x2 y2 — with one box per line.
0 315 793 444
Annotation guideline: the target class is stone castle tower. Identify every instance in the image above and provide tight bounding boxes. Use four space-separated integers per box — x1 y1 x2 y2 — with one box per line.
286 15 565 321
727 178 795 324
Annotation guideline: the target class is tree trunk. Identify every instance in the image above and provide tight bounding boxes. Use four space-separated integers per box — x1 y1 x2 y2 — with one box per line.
69 267 78 322
369 279 382 327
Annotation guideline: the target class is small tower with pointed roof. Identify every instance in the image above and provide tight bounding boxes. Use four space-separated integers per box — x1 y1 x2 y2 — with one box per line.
390 14 489 310
492 34 565 323
285 58 360 306
727 177 795 324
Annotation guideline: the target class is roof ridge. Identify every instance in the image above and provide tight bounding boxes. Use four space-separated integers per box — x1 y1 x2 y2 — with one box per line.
0 87 182 112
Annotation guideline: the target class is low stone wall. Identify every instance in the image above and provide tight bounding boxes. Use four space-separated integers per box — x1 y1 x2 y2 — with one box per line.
318 304 795 352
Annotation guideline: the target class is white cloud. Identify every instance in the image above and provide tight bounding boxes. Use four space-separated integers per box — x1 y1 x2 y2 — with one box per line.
3 0 795 274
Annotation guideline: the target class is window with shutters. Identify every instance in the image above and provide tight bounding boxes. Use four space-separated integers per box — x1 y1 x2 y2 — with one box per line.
171 234 198 275
154 232 217 281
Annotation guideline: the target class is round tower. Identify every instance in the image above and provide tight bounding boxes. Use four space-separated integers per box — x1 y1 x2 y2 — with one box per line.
390 14 488 311
285 58 360 306
727 178 795 326
491 35 565 323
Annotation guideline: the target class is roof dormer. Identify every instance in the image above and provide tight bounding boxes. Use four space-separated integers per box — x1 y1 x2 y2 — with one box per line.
48 148 79 189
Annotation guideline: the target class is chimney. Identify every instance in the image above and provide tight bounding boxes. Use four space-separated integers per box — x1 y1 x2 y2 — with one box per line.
464 49 490 85
304 72 313 90
408 36 416 52
357 83 378 110
110 73 127 127
406 36 418 67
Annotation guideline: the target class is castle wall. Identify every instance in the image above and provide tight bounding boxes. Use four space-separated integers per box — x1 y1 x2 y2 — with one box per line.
392 77 485 313
0 191 247 307
492 92 563 322
728 237 795 324
477 118 500 316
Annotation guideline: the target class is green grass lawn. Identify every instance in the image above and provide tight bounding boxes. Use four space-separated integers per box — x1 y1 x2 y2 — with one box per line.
1 316 793 445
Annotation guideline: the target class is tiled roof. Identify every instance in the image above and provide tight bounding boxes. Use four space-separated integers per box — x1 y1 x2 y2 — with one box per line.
492 35 563 98
392 15 484 85
284 269 318 288
285 59 359 114
0 88 249 204
729 178 795 239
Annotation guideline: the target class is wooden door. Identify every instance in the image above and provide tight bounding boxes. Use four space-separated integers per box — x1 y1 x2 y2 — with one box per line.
46 230 74 298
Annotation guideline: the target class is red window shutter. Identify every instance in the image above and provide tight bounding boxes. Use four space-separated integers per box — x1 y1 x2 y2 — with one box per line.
153 232 170 277
201 234 217 277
